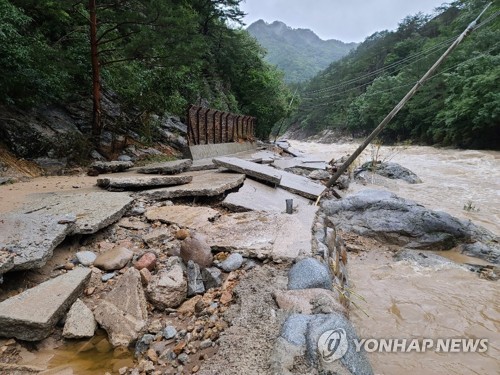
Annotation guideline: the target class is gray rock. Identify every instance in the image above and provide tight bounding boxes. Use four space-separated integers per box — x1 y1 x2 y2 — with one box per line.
163 326 177 340
306 313 373 375
101 272 117 282
137 159 192 175
142 228 171 247
20 191 134 235
460 242 500 264
201 267 223 290
287 258 332 291
308 170 331 180
146 262 187 309
97 175 192 191
186 261 205 297
91 150 105 161
0 212 73 272
135 333 155 356
180 232 213 268
62 299 96 339
220 253 244 272
138 172 245 200
0 268 91 341
76 251 97 266
280 314 312 347
129 203 146 216
177 353 189 364
199 339 213 349
118 155 133 162
94 268 148 347
321 189 497 257
90 161 134 173
356 161 422 184
94 247 134 271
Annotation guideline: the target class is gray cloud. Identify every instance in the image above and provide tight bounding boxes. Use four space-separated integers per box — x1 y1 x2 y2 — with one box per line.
240 0 446 42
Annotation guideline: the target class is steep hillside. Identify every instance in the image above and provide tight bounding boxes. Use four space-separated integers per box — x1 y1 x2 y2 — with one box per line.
290 0 499 149
247 20 357 82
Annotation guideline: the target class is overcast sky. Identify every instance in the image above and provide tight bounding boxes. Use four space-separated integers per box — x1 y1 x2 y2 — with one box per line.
240 0 447 42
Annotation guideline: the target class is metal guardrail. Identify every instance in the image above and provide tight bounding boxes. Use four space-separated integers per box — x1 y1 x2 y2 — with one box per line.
186 105 256 146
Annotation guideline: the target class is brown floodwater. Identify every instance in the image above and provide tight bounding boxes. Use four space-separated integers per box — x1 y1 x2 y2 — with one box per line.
292 140 500 375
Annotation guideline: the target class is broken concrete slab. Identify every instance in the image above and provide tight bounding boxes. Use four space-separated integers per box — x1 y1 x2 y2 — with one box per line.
22 191 134 234
0 267 91 341
213 157 281 185
94 268 148 347
117 217 149 230
0 212 73 272
278 170 326 200
198 211 315 260
145 205 219 228
136 159 192 175
97 175 192 190
90 161 134 173
138 172 245 200
223 179 312 213
298 162 328 171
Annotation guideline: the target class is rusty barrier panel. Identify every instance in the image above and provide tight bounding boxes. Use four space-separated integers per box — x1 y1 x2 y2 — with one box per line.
187 105 256 145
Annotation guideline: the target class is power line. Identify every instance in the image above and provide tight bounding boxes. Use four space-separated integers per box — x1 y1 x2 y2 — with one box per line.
299 42 499 111
302 8 499 97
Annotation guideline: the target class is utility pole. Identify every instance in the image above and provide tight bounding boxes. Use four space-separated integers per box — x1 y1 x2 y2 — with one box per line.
325 2 492 189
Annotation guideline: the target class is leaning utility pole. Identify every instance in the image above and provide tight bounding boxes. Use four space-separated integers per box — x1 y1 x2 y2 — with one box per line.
325 2 492 189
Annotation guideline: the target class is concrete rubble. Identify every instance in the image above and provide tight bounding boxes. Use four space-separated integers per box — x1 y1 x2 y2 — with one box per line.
0 142 378 374
97 175 192 190
0 267 91 341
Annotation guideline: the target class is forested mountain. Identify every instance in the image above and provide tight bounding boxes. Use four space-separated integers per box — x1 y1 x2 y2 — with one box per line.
247 20 357 83
0 0 293 140
291 0 499 149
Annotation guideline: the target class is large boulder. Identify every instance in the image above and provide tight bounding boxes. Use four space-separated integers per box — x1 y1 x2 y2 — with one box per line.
94 268 148 347
287 258 332 291
355 161 422 184
272 313 372 375
322 189 499 261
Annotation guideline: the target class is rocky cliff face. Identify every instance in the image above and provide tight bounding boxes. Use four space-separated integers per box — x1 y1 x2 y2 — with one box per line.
0 92 188 176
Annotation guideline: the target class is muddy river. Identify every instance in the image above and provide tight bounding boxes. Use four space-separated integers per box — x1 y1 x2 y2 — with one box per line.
292 140 499 375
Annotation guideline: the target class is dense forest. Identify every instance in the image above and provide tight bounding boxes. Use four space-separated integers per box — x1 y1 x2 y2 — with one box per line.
247 20 357 83
0 0 293 141
289 0 499 149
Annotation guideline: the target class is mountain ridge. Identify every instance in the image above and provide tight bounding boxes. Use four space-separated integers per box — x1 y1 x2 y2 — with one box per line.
247 20 357 83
